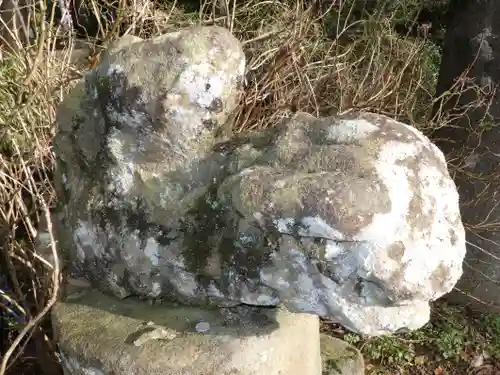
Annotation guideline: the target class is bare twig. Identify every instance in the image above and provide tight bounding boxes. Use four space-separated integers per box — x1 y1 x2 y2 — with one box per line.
0 203 60 375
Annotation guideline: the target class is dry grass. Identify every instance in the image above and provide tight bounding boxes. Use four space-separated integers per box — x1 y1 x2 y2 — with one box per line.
0 0 496 374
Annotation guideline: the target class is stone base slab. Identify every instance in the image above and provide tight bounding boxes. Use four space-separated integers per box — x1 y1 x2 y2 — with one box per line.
52 289 322 375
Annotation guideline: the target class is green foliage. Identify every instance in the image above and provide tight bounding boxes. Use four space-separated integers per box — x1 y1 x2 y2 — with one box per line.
342 304 500 374
323 358 342 374
0 57 22 155
364 336 416 366
345 332 415 367
478 311 500 336
424 305 468 360
476 312 500 359
432 324 467 359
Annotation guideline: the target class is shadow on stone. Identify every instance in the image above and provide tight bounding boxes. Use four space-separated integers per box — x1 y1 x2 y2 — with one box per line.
61 287 280 339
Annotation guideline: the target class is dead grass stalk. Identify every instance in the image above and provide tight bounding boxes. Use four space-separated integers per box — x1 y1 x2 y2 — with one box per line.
0 0 498 373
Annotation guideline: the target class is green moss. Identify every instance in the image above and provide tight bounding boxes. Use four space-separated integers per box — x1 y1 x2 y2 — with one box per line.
180 186 230 277
321 334 364 375
323 358 342 374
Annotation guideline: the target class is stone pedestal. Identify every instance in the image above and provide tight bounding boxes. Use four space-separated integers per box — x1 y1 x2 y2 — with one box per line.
52 289 322 375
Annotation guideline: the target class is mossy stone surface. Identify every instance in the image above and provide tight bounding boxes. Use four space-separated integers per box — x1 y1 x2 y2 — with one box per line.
320 334 365 375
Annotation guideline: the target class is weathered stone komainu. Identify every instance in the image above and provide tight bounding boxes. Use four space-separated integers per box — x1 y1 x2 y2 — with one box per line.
53 25 466 337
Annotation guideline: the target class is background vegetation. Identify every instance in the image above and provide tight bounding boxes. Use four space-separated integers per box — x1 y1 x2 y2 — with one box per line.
0 0 496 374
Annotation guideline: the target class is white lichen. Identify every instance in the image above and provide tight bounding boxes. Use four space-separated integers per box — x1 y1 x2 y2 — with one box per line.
144 238 160 266
105 106 150 130
178 62 225 108
326 118 379 143
272 216 345 241
73 220 102 261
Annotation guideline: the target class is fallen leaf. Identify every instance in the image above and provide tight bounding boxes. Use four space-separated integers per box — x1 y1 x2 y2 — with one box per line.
460 350 470 361
434 367 444 375
414 355 426 365
471 353 484 368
